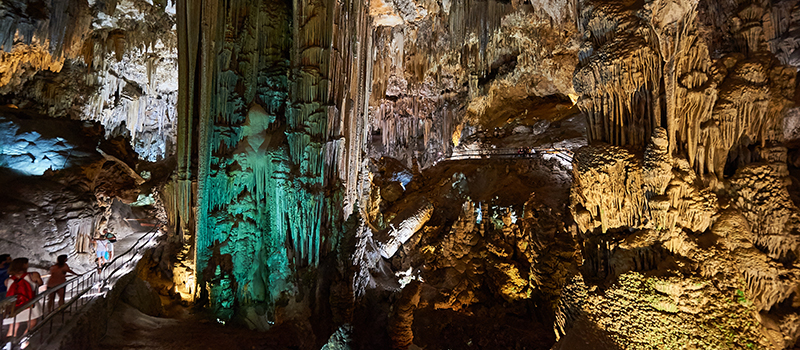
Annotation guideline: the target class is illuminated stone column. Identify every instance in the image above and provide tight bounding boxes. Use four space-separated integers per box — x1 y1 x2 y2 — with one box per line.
177 0 372 329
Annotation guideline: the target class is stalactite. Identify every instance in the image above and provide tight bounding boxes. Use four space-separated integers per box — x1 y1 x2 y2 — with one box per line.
553 274 587 341
668 14 719 174
0 0 91 59
574 34 662 147
731 162 800 262
578 1 792 180
643 127 672 198
70 216 97 253
571 142 717 236
177 0 373 323
570 145 647 234
0 1 177 160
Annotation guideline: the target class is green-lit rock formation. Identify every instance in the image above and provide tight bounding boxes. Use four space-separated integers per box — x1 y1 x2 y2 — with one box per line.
174 0 372 332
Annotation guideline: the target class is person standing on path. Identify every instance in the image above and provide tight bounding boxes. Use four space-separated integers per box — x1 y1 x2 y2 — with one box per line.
45 255 75 312
4 258 43 339
104 231 116 263
92 234 108 270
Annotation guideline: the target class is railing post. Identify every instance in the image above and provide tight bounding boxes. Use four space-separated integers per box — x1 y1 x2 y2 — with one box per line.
12 227 161 349
27 302 31 340
13 313 17 344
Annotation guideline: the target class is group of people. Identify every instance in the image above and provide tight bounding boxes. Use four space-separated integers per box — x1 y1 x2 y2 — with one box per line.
0 230 116 346
0 254 74 341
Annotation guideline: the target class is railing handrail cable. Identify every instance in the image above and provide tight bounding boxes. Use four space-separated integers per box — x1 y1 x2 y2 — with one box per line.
8 225 160 317
2 225 162 348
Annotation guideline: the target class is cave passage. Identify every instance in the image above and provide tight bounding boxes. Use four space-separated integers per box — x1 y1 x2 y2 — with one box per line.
2 0 800 349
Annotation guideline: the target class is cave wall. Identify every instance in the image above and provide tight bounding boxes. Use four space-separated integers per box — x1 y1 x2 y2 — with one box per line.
573 0 796 182
0 107 153 272
8 0 792 348
564 0 800 348
174 0 589 332
367 0 581 168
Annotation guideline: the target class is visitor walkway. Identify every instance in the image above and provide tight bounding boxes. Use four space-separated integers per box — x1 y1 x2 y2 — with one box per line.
0 225 161 349
449 146 574 163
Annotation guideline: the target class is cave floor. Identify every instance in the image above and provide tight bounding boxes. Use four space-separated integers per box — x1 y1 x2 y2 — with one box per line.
100 303 304 350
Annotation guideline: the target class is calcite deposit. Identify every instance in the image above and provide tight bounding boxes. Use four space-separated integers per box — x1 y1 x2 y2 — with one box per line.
0 0 177 161
4 0 800 349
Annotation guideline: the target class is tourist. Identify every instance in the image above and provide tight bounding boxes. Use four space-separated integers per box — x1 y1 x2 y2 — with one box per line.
4 258 43 339
92 234 109 270
105 231 116 263
0 254 12 297
45 255 75 312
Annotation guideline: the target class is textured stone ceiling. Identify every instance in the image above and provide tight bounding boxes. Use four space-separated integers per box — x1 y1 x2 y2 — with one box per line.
5 0 800 349
0 0 177 161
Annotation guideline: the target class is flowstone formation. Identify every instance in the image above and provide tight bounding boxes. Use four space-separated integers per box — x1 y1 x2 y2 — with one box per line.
174 0 587 345
368 0 580 168
175 0 373 335
0 107 158 272
0 0 180 313
563 0 800 348
4 0 800 348
167 0 800 348
350 153 577 349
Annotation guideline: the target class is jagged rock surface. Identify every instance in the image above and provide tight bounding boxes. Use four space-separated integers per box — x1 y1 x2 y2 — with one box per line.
368 0 581 168
563 0 800 348
5 0 800 349
0 0 177 161
0 108 160 272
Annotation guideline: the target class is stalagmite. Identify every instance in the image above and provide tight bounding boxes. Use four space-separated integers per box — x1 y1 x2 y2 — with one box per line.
3 0 790 347
564 2 800 347
731 160 800 261
574 2 663 148
643 127 673 197
0 1 178 161
374 199 434 259
70 217 97 253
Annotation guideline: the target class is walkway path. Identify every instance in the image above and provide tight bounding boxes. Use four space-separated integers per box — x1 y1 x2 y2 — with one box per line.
99 304 303 350
1 222 162 349
449 146 574 163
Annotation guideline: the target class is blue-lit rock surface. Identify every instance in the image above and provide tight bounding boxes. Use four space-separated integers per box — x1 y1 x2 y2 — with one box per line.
0 0 178 162
0 107 155 272
0 110 96 175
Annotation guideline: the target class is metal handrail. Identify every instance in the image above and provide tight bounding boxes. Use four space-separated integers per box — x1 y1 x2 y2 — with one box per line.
2 225 161 348
10 267 92 315
0 297 16 318
449 146 575 162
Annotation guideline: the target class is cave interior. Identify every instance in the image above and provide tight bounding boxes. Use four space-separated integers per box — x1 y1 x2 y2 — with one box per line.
3 0 800 349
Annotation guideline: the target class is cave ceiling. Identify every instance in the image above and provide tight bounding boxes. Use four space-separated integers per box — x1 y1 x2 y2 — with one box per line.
3 0 800 349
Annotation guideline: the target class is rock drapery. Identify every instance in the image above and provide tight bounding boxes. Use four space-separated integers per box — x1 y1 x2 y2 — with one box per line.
0 0 178 161
0 107 158 272
175 0 373 330
564 0 800 348
5 0 800 348
170 0 800 348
